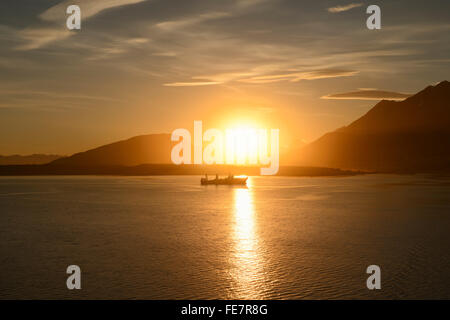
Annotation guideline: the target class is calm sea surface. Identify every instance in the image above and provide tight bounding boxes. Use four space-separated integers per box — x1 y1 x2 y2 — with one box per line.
0 175 449 299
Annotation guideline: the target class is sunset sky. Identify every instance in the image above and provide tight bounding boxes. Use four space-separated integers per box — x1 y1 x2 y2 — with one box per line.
0 0 449 155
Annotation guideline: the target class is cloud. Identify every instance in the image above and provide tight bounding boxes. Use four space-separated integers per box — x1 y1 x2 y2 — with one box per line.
83 37 150 60
236 0 268 8
154 0 268 32
192 71 257 83
0 89 125 111
239 69 359 84
15 28 72 51
322 89 412 101
152 52 177 57
164 69 358 87
163 81 223 87
328 3 363 13
156 12 230 31
16 0 147 50
0 89 124 102
40 0 147 22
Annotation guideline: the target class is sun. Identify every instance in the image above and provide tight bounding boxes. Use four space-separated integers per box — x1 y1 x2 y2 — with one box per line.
224 121 262 165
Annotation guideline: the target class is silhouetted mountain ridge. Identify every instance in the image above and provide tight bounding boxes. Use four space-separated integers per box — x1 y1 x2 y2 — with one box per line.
42 81 450 173
344 80 450 133
300 81 450 172
51 134 172 166
0 154 62 165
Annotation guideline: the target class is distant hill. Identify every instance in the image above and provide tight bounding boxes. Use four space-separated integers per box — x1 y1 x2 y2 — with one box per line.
50 134 172 166
6 81 449 174
0 154 61 165
0 163 362 177
1 133 363 177
299 81 450 173
51 132 300 167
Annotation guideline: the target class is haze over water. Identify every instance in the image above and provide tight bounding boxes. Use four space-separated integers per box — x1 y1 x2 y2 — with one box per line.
1 175 449 299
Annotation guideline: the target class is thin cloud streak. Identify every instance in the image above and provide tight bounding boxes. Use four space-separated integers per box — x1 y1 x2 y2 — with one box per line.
322 89 412 101
15 28 71 51
163 81 223 87
40 0 147 22
156 12 231 31
328 3 363 13
16 0 148 50
165 69 359 87
239 70 359 84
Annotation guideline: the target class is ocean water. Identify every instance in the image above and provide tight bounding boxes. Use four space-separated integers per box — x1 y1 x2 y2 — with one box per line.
0 175 449 299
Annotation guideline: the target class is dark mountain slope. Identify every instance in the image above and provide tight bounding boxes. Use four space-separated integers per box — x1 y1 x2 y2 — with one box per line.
299 81 450 172
51 134 172 166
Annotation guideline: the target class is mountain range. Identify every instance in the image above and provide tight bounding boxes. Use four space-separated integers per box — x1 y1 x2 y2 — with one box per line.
2 81 449 174
51 133 172 166
0 154 61 165
298 81 450 172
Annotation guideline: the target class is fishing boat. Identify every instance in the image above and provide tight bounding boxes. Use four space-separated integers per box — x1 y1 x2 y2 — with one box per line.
201 174 247 186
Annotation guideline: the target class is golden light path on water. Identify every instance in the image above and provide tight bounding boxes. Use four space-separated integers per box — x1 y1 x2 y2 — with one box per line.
230 178 268 298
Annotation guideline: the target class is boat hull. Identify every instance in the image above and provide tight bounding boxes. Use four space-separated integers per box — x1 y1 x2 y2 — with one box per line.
200 177 247 185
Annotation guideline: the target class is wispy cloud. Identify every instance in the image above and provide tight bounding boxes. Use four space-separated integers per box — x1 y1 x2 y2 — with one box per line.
0 89 125 111
15 28 71 51
16 0 147 50
322 89 412 100
163 81 223 87
155 0 268 32
165 68 358 87
236 0 268 8
192 71 257 83
328 3 363 13
156 12 230 31
40 0 147 22
239 69 359 84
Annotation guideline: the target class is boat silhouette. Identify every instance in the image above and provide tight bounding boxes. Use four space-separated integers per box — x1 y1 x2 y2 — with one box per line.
201 174 247 185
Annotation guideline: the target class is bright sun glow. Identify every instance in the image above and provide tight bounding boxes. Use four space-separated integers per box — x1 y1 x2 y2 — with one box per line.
224 121 262 165
171 120 279 174
225 127 259 165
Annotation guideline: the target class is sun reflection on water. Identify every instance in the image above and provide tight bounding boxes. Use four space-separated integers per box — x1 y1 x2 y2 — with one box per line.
230 179 267 298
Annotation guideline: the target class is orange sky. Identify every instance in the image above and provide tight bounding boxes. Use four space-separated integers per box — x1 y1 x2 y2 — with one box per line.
0 0 449 155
